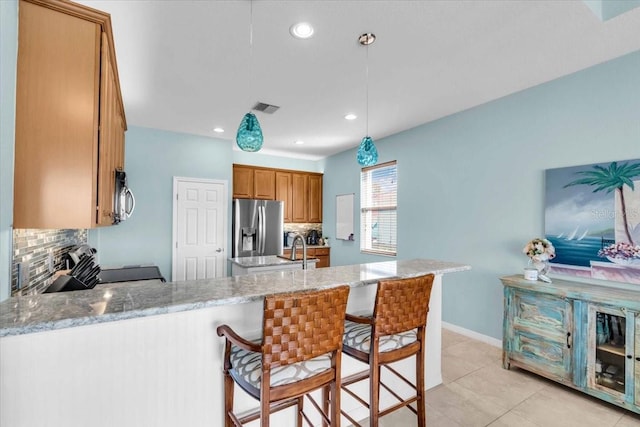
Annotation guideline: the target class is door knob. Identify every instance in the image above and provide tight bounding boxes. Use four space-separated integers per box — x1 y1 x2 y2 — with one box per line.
216 248 223 253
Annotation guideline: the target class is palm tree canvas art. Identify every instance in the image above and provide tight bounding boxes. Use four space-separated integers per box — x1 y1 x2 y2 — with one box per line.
545 159 640 285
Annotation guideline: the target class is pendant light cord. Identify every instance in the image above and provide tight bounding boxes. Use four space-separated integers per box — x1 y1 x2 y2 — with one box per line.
365 45 369 136
248 0 254 112
365 42 369 137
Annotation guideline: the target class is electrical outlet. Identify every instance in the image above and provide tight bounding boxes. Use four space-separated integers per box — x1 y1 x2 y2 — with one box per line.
17 261 30 289
47 250 54 273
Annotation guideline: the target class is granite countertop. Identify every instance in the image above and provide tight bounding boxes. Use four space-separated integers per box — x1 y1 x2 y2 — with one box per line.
229 255 318 267
0 259 470 337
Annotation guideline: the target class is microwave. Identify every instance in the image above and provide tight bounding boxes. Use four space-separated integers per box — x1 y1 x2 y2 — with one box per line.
114 170 135 224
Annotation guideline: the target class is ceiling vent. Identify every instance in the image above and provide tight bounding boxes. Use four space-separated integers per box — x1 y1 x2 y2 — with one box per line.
252 102 280 114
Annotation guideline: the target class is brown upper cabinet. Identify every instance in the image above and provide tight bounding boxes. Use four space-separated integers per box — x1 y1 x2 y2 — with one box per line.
308 174 323 223
233 164 322 223
232 165 255 199
253 169 276 200
291 173 309 222
232 165 276 200
275 171 293 222
13 0 126 229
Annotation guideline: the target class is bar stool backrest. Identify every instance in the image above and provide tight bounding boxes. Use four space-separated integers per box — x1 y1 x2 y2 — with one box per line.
373 274 434 337
262 285 350 370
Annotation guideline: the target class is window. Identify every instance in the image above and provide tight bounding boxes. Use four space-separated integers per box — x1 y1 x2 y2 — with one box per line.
360 160 397 256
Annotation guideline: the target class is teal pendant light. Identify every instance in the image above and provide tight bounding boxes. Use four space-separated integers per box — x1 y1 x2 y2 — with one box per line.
236 0 264 152
357 136 378 166
236 112 263 152
357 33 378 167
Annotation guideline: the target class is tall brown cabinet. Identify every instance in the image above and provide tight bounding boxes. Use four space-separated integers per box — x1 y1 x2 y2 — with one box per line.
13 0 126 229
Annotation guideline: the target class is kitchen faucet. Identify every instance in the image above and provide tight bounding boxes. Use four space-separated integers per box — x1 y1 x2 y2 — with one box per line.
290 233 307 269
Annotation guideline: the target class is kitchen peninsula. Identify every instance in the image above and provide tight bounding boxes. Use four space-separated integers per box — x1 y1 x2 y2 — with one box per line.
0 259 470 427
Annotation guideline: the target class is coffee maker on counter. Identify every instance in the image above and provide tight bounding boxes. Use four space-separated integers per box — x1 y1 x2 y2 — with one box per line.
307 230 320 245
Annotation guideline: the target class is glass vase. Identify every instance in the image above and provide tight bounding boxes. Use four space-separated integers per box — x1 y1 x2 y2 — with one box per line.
529 259 551 283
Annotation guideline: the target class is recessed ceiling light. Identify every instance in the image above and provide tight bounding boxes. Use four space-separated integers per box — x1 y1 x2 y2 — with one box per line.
294 140 305 145
290 22 314 39
345 114 357 120
213 127 224 133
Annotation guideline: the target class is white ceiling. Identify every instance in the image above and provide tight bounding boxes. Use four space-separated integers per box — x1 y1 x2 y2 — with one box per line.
77 0 640 160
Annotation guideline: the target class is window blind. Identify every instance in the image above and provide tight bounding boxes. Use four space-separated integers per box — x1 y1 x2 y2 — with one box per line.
360 160 397 256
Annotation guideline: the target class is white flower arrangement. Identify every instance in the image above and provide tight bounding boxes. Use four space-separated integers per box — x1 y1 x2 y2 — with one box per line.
523 238 556 283
523 238 556 263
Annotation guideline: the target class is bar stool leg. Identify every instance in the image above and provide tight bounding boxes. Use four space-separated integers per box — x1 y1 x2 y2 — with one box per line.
370 361 381 427
260 378 270 427
417 343 426 427
223 371 234 427
331 380 341 427
297 395 304 427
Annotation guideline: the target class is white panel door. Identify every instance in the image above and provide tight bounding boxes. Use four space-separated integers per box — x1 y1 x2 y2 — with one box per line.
172 178 227 281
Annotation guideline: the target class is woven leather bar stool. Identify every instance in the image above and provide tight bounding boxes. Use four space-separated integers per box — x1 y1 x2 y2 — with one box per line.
217 285 350 427
340 274 435 427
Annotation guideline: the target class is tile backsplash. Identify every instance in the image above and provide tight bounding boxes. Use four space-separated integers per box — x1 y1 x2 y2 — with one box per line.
12 229 87 296
283 223 323 244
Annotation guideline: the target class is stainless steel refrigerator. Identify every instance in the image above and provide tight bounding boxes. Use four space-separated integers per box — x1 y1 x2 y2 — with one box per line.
232 199 284 258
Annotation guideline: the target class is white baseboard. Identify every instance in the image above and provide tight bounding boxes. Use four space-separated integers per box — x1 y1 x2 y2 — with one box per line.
442 321 502 348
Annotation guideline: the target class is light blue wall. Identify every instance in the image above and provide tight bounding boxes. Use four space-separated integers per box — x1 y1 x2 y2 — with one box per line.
0 0 18 301
323 50 640 339
88 127 233 280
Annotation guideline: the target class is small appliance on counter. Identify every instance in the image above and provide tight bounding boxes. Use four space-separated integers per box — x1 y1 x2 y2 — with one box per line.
307 229 320 245
286 232 296 247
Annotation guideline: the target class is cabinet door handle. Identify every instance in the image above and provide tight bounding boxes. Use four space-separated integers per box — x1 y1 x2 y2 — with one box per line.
627 355 633 359
635 357 640 362
566 332 572 348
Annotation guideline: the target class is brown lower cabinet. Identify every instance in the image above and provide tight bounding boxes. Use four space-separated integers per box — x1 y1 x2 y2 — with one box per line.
283 247 330 268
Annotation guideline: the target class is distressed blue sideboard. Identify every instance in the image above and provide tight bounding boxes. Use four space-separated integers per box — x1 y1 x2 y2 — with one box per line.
501 275 640 414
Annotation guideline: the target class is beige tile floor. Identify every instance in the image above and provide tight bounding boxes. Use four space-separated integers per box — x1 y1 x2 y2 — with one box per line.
360 328 640 427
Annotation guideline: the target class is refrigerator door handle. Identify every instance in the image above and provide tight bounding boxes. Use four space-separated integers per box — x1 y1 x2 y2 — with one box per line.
262 205 267 253
258 205 265 254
